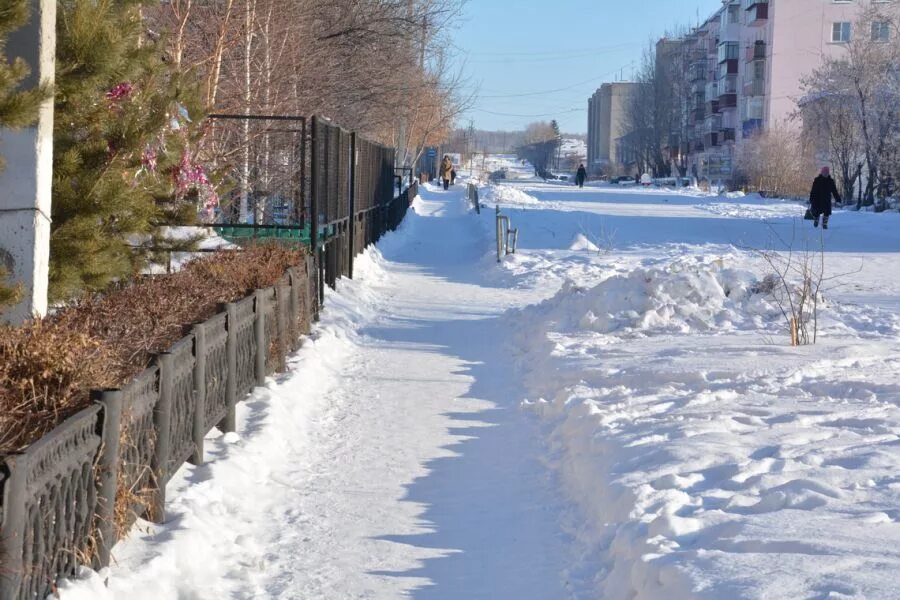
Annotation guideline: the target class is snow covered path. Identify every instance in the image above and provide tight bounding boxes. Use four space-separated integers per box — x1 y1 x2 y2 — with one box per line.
63 184 581 599
258 186 577 598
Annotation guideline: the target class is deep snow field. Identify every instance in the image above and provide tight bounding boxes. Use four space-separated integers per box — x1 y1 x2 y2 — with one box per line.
478 175 900 598
59 160 899 599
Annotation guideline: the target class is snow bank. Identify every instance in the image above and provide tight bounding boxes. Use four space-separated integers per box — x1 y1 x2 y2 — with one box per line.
568 233 600 252
507 259 900 599
522 257 778 339
480 184 543 207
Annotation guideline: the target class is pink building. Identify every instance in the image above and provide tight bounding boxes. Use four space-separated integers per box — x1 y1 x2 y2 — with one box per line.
685 0 876 180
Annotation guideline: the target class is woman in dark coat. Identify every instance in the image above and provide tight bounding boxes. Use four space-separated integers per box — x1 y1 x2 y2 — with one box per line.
809 166 841 229
576 164 587 188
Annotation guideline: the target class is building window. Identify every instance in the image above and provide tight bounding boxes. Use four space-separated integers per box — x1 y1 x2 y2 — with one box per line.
872 21 891 42
832 22 851 43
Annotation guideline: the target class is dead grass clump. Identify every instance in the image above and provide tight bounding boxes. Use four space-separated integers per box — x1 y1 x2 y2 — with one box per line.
0 243 305 456
0 322 118 453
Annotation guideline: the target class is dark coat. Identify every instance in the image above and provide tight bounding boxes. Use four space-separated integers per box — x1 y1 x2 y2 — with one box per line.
576 166 587 181
809 175 840 216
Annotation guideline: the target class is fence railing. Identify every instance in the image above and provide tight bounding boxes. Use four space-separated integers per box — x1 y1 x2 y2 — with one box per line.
467 183 481 214
0 113 422 599
0 256 319 600
495 206 519 262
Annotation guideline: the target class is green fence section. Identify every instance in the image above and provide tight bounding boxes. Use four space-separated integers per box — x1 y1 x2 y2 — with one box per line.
214 224 338 248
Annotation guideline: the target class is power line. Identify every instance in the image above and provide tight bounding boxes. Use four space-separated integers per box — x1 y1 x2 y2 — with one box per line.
474 62 637 99
471 107 584 118
463 43 641 57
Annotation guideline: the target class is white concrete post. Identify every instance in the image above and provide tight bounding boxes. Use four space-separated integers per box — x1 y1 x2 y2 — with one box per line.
0 0 55 324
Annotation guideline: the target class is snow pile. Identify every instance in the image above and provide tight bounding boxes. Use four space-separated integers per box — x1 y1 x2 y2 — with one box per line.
480 184 543 207
490 180 900 598
510 260 900 598
524 257 778 338
568 233 600 252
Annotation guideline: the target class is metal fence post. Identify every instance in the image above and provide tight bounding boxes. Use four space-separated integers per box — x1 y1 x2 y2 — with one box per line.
190 324 206 466
317 246 325 308
496 206 503 262
288 270 300 350
0 454 27 599
348 132 357 279
274 286 287 371
221 303 238 432
309 253 320 323
254 289 266 386
310 116 319 268
94 389 123 569
149 352 173 523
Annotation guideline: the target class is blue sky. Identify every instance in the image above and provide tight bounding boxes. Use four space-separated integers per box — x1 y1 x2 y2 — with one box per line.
452 0 723 134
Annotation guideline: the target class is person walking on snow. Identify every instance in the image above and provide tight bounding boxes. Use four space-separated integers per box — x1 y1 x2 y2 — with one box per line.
440 155 453 191
451 167 457 185
809 166 841 229
575 164 587 188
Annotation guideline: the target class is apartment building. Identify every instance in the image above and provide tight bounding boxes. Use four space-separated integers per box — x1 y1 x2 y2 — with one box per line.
586 82 640 175
684 0 874 181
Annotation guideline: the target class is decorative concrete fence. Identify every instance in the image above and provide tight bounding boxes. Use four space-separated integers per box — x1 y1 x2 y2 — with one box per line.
0 257 317 600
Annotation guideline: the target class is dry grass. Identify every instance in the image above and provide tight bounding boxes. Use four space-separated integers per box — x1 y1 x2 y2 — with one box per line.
0 244 305 456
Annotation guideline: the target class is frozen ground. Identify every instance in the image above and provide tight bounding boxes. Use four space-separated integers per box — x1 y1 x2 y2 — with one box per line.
61 162 900 599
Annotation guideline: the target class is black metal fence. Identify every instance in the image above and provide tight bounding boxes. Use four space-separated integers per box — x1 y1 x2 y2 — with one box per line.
208 115 417 301
311 116 416 303
206 115 308 226
0 114 421 600
0 257 318 600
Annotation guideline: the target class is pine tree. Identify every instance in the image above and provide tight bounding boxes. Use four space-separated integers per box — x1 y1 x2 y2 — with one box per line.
0 0 46 308
49 0 208 300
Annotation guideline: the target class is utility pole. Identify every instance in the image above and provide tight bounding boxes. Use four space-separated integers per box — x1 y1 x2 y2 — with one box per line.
467 119 475 176
0 0 56 324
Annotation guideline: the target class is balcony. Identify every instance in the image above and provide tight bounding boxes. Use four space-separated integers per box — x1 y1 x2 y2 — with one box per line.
743 0 769 25
689 61 708 82
704 115 723 134
743 78 766 97
707 99 720 115
745 41 766 62
742 118 763 138
718 42 739 64
720 127 736 142
718 59 739 79
718 75 738 108
693 107 706 122
703 131 720 148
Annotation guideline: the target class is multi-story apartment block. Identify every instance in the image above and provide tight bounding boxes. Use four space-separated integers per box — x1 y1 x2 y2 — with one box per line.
586 82 640 175
679 0 876 181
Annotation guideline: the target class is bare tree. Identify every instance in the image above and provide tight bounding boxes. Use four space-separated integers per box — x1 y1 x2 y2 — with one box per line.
800 4 900 208
735 123 814 198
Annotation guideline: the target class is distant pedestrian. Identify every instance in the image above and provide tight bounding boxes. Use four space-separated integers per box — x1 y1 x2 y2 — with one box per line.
809 166 841 229
451 168 457 185
575 164 587 188
440 155 453 191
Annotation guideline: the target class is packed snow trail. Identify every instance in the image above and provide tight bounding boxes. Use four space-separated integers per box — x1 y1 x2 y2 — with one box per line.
61 184 582 599
259 185 578 598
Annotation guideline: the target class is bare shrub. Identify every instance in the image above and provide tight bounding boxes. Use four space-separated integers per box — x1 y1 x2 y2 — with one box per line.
752 223 859 346
735 124 815 198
